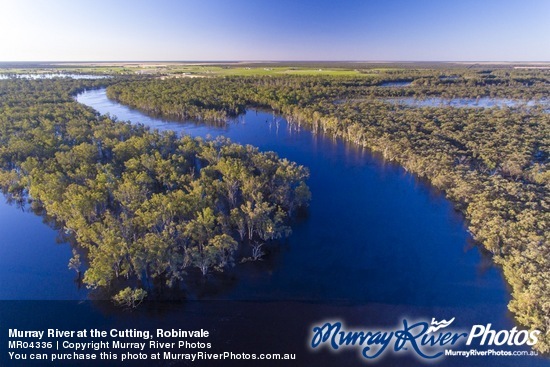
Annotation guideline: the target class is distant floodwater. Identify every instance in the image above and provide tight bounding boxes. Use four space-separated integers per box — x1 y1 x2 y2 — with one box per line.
379 81 412 87
0 87 544 367
0 73 110 80
385 96 549 109
336 96 548 111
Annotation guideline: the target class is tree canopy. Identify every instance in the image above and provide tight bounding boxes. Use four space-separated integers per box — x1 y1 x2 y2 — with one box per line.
107 69 549 352
0 78 310 306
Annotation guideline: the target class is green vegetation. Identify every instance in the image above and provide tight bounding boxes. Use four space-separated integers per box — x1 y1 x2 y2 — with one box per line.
0 78 310 303
0 64 548 352
188 66 367 77
0 63 370 78
107 69 549 352
113 287 147 308
5 61 450 78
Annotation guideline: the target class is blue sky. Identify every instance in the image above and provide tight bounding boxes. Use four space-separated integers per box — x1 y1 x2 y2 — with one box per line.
0 0 549 61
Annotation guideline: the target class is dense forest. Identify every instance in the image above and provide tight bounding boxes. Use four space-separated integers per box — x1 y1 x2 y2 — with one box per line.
107 69 549 352
0 78 310 306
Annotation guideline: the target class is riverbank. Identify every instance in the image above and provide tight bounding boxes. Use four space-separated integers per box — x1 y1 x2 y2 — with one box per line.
105 74 549 353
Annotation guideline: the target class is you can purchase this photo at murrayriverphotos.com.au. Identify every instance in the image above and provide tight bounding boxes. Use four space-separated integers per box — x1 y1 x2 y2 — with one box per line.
0 0 549 366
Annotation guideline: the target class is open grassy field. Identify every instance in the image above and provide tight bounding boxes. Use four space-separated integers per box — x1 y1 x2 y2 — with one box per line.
2 61 549 84
3 61 549 78
0 62 405 77
178 65 371 76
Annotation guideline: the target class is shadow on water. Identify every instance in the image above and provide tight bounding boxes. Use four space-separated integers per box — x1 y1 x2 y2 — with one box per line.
0 87 547 366
74 89 547 364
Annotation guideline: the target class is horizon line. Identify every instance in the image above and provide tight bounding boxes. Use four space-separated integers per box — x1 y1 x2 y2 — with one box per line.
1 60 550 64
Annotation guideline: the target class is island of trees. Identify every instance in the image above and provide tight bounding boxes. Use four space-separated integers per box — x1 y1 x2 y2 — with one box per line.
106 68 549 352
0 66 547 352
0 78 310 306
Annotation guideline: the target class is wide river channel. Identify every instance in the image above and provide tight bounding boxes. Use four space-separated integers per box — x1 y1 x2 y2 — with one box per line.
0 87 547 366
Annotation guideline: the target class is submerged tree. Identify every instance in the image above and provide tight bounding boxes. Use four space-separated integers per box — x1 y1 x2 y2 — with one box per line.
105 71 549 352
0 78 310 306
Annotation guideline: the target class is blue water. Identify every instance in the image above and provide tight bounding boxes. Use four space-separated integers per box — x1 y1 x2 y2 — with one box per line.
0 199 85 300
0 88 547 366
75 89 508 306
380 81 412 87
386 96 548 109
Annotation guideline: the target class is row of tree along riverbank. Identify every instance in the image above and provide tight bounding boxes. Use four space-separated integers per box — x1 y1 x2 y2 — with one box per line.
0 78 310 307
107 69 549 352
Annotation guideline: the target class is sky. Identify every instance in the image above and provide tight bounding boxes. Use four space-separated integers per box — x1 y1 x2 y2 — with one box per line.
0 0 549 61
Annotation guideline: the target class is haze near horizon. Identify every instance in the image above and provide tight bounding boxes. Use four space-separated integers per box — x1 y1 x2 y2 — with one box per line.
0 0 549 62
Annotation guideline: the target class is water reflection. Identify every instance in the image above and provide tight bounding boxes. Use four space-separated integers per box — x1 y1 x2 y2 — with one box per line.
76 88 509 307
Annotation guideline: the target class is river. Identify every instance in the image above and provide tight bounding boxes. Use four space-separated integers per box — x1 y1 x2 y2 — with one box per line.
0 87 547 366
